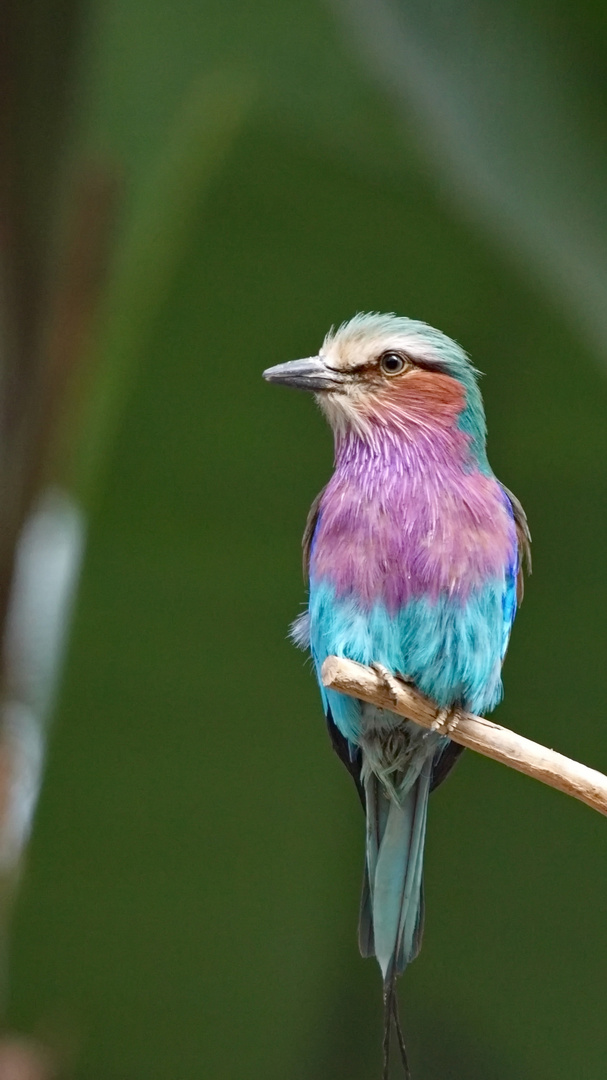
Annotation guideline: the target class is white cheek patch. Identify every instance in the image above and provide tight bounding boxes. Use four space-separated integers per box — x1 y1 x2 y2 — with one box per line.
317 387 374 439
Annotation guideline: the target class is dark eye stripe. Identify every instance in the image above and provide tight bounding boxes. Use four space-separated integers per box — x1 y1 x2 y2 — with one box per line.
327 354 442 376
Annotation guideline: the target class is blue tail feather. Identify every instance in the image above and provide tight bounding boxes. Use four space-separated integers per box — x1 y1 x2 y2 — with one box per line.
361 762 433 980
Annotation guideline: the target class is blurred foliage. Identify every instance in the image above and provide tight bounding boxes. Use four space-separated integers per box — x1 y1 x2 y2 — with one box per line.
3 0 607 1078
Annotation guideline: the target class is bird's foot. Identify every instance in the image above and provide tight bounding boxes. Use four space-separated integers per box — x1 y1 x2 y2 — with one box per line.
370 663 403 708
431 706 462 737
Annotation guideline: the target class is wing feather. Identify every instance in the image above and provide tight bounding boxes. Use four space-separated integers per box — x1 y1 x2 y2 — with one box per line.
302 486 325 582
501 484 531 604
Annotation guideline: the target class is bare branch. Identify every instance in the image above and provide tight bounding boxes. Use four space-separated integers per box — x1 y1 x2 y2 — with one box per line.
321 656 607 817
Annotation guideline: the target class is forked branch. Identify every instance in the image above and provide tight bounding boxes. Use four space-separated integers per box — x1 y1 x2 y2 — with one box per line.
321 656 607 817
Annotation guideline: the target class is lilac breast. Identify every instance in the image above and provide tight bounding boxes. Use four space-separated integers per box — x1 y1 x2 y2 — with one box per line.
310 430 517 612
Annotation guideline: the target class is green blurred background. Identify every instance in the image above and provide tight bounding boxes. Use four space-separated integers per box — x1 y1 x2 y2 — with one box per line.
3 0 607 1077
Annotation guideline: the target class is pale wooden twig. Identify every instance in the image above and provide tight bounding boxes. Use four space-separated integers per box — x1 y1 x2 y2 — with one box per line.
321 656 607 817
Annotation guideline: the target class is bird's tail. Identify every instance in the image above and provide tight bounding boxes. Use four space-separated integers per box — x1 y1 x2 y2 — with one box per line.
359 758 433 1079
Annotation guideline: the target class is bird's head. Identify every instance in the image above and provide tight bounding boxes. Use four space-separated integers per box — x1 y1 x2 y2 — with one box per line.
263 312 487 462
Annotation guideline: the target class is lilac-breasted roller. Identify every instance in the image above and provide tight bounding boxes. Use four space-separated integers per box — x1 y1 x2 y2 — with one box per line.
263 313 530 1078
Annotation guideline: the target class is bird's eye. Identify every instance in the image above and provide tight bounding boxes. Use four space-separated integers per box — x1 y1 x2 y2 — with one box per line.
379 351 407 376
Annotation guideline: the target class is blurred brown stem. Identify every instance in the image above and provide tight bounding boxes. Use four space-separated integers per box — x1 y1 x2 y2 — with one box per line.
322 656 607 817
0 168 117 646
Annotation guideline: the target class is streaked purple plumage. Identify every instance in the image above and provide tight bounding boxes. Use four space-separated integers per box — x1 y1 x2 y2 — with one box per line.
311 426 517 611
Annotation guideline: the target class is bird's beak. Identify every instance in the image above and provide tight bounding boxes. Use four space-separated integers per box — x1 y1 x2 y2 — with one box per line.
262 356 345 392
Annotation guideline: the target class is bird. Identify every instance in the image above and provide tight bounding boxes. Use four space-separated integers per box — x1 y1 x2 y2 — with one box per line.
263 313 530 1078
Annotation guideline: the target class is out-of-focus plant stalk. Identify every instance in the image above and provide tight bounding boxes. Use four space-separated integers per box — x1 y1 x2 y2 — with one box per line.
0 66 252 984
